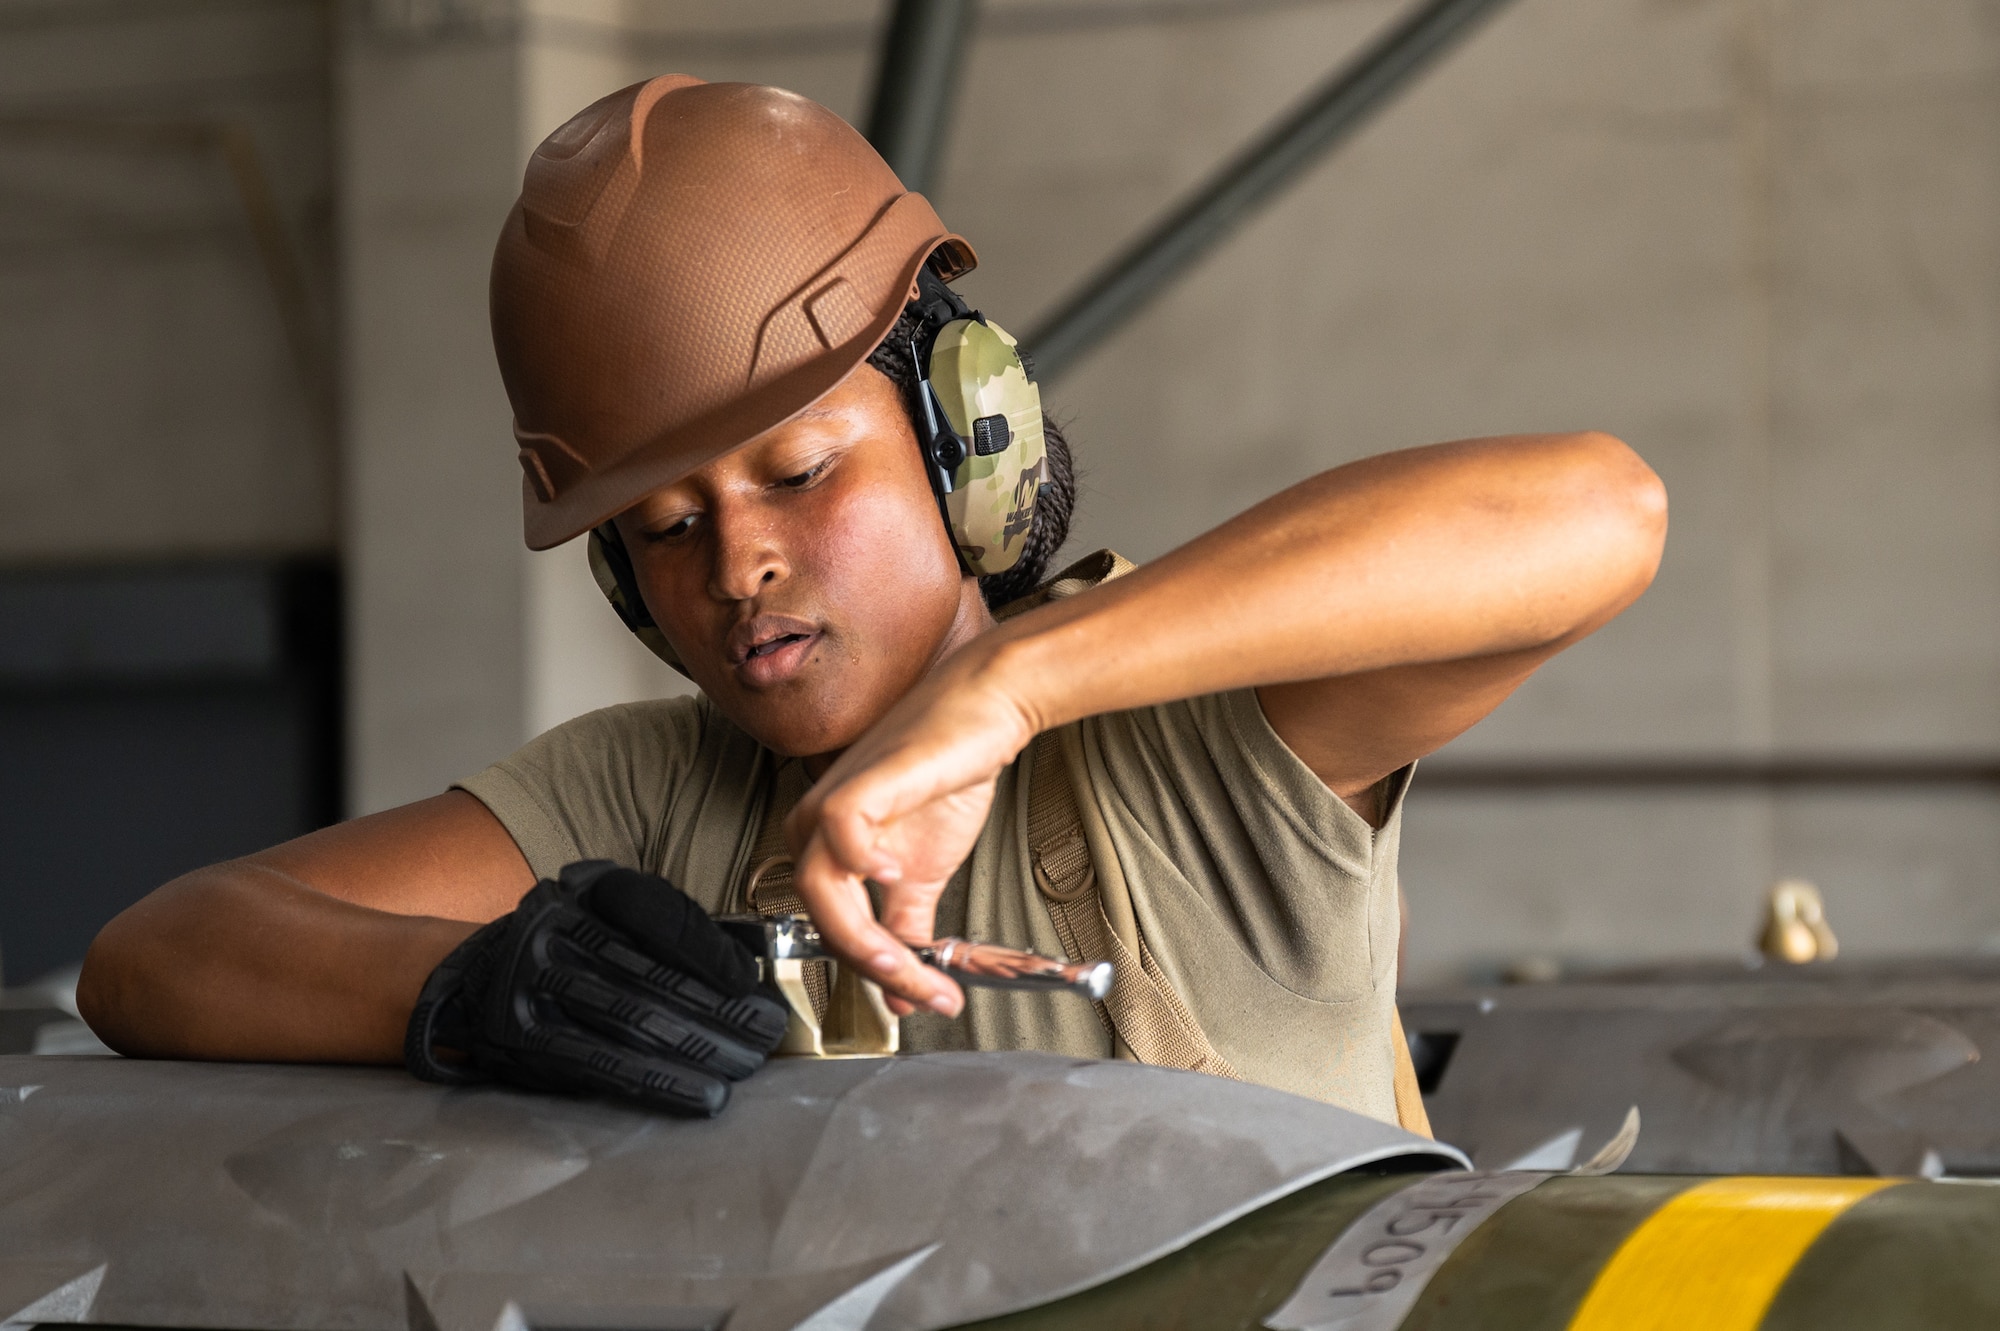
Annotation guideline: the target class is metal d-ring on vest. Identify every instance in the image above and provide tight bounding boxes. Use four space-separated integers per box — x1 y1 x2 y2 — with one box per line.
742 850 831 1023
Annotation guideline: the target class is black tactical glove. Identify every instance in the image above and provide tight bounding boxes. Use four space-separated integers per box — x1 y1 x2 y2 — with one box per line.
404 860 789 1117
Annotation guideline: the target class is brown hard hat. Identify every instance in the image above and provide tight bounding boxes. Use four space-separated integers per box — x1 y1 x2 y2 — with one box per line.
491 76 975 550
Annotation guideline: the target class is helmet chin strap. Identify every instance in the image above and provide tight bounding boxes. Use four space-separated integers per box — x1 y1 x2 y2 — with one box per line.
590 522 653 630
587 523 691 676
910 262 972 328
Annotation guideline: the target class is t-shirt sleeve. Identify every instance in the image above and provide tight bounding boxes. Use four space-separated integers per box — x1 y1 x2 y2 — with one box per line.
1206 686 1413 875
452 696 706 881
1084 687 1411 1004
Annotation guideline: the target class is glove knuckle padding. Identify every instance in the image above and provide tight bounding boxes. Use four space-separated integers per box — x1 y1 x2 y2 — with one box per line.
406 861 786 1117
584 863 762 995
494 1024 730 1118
538 963 768 1082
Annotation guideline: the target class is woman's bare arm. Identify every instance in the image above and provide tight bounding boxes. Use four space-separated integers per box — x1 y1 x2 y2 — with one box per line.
789 432 1666 1014
1170 431 1665 805
77 791 535 1062
988 432 1664 806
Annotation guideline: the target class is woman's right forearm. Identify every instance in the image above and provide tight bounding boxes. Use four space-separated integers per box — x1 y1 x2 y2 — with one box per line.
77 862 477 1063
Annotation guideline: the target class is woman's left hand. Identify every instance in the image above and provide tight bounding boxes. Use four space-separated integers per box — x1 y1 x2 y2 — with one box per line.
784 650 1041 1016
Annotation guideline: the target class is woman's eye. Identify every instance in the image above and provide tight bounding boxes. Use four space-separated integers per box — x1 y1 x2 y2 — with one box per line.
644 515 697 542
778 459 832 490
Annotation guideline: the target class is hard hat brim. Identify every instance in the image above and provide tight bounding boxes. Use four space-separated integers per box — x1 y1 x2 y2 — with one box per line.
519 230 973 552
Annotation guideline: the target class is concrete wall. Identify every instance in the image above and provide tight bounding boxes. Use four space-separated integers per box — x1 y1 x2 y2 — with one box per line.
340 7 527 812
517 4 698 745
338 0 696 812
0 0 334 564
1388 0 2000 977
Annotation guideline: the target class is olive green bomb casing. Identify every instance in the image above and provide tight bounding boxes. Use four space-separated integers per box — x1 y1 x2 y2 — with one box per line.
927 317 1046 576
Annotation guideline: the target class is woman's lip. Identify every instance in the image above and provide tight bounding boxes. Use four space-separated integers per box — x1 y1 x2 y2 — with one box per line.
727 614 822 664
734 630 822 687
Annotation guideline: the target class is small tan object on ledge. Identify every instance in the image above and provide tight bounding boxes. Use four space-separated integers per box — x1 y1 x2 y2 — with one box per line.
1758 878 1840 964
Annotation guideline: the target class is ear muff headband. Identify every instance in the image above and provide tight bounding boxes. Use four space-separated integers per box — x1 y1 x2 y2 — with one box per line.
909 268 1047 577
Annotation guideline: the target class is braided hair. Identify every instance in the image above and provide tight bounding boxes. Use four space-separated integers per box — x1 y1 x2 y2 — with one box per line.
866 305 1077 608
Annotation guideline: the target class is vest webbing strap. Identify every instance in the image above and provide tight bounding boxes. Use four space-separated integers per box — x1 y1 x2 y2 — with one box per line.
1389 1006 1433 1137
1025 728 1434 1138
1026 729 1243 1080
740 761 829 1021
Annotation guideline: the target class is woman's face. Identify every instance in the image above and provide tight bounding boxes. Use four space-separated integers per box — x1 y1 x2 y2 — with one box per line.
613 363 988 761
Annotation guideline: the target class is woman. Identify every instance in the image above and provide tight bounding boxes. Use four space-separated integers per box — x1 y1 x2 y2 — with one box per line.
78 77 1665 1123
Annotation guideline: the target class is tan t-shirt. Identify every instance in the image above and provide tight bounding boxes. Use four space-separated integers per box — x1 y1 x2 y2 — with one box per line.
456 688 1409 1122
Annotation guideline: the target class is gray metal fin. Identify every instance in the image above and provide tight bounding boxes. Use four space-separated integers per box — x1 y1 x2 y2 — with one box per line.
1571 1106 1640 1176
2 1264 105 1329
405 1273 442 1331
1835 1121 1944 1178
1500 1126 1581 1172
788 1244 938 1331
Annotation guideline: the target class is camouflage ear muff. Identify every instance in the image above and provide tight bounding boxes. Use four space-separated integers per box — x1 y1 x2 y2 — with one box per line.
587 525 690 676
908 265 1047 577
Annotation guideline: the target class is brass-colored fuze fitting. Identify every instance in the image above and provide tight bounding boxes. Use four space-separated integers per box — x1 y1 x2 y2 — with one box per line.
1758 878 1839 964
